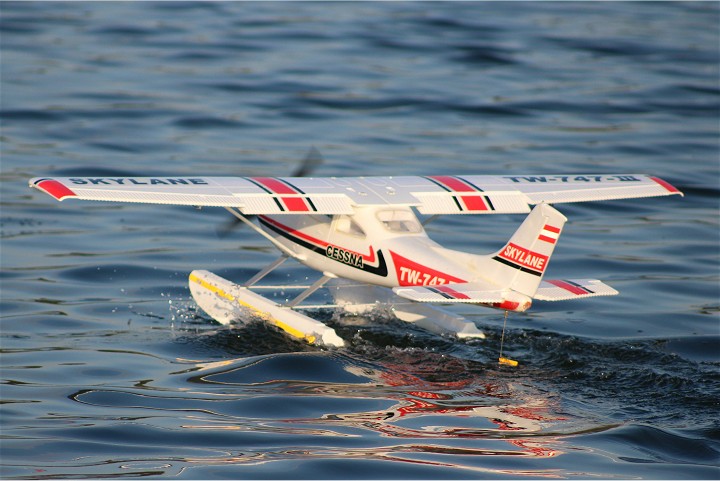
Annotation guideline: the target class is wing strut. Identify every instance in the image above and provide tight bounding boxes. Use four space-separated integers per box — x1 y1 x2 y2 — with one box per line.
223 207 299 259
421 214 440 226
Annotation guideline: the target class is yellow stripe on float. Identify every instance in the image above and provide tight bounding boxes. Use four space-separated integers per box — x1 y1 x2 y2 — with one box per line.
189 273 316 345
269 319 316 345
189 272 235 302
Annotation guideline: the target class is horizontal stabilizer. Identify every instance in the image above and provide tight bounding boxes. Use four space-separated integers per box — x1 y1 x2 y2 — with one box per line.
533 279 618 301
393 281 507 304
393 281 533 312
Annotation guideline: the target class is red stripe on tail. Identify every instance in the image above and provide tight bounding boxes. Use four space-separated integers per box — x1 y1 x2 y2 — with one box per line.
544 225 561 234
538 235 557 244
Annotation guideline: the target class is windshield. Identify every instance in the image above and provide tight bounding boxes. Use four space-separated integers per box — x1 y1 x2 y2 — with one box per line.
376 209 422 234
334 215 366 237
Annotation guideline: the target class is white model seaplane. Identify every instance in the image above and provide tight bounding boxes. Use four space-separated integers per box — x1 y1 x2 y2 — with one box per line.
30 170 682 357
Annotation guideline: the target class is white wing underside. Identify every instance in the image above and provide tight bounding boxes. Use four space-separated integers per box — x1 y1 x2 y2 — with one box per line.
30 174 681 215
393 280 507 303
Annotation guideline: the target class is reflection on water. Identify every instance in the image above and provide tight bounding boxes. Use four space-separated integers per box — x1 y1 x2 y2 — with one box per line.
6 318 715 479
65 350 571 477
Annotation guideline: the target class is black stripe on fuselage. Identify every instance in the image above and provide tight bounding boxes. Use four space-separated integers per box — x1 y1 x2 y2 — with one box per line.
258 216 388 277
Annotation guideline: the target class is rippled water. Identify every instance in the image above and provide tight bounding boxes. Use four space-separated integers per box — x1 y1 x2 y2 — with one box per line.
2 2 719 479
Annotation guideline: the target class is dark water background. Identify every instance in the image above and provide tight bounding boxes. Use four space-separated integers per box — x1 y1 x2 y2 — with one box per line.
1 2 719 479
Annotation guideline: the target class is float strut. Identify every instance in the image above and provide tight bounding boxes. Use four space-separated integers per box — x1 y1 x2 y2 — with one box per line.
244 256 288 287
285 275 332 308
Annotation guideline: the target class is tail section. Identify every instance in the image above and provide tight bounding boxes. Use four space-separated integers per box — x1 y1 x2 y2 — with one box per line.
395 204 618 314
475 203 567 297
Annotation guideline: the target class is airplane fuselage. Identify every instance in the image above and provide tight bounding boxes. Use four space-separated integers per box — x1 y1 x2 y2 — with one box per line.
259 206 479 289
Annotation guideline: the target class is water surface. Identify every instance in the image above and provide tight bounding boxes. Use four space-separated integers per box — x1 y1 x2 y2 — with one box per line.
1 2 719 479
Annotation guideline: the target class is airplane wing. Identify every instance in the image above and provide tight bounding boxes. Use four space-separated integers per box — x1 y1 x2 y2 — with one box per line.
30 174 681 215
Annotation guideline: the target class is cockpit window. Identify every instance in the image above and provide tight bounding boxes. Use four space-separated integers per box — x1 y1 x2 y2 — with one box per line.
334 215 366 238
376 210 422 233
308 214 332 226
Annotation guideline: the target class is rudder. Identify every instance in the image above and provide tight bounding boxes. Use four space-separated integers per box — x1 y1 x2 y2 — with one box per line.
475 203 567 297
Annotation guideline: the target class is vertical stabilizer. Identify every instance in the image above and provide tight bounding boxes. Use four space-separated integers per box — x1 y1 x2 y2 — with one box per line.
476 203 567 297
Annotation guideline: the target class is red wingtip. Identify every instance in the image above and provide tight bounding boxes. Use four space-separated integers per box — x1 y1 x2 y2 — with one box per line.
650 177 683 196
35 179 77 201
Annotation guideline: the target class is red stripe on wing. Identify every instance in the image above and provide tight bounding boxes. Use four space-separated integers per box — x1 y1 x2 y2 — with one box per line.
546 279 589 296
251 177 312 212
428 175 476 192
280 197 310 212
433 284 471 300
650 176 681 194
460 195 488 211
428 176 489 211
36 180 76 201
251 177 297 194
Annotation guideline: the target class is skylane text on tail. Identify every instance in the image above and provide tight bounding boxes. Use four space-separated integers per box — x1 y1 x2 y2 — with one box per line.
30 173 682 348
